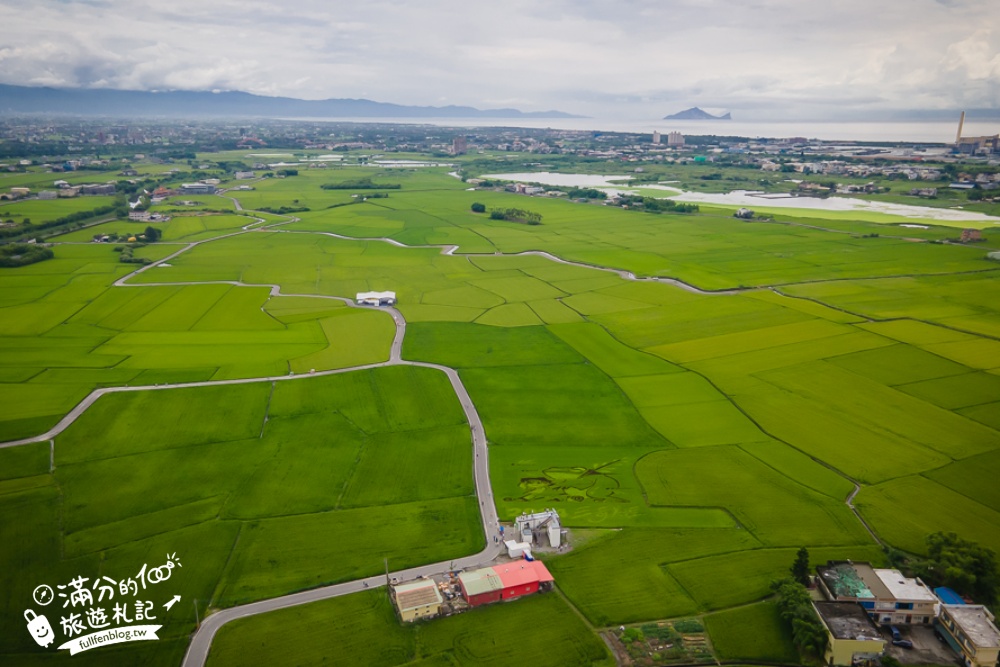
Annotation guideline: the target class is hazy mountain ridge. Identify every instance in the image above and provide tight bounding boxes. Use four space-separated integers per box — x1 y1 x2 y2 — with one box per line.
664 107 731 120
0 85 582 119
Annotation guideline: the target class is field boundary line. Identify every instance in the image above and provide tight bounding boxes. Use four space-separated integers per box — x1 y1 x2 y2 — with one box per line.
0 225 504 666
641 363 886 550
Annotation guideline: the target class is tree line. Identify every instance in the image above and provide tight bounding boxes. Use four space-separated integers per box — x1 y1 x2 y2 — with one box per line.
488 207 542 225
321 178 400 190
0 243 54 267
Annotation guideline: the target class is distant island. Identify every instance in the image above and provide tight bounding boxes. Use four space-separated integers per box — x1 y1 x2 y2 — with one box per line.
0 84 581 119
664 107 731 120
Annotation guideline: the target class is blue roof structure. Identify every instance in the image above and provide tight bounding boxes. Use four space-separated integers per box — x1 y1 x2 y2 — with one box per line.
934 586 965 605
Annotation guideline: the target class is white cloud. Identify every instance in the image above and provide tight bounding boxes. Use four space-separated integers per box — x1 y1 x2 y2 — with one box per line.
0 0 997 118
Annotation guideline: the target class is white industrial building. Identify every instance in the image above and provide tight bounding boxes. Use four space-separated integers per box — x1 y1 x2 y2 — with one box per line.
179 183 217 194
356 291 396 306
504 540 532 559
514 509 562 548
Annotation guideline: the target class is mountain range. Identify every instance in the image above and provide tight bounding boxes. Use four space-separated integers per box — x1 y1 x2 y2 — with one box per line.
0 84 581 119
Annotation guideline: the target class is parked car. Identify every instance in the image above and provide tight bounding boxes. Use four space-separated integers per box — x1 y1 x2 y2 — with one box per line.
890 625 902 642
892 639 914 649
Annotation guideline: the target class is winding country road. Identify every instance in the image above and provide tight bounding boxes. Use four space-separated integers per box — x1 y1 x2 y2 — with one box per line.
0 226 505 666
1 212 874 666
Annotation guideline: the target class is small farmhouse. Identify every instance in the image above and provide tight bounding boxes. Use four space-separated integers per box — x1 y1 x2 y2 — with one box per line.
356 291 396 306
937 605 1000 667
392 580 443 623
814 601 886 666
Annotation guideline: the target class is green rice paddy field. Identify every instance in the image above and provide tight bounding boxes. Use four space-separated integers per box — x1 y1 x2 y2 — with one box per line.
0 367 481 664
1 164 999 665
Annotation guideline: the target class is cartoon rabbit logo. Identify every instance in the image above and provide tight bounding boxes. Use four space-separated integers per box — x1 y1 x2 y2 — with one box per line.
24 609 55 648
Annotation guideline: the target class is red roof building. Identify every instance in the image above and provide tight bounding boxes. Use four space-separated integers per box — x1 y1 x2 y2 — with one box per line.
458 560 555 607
458 568 504 608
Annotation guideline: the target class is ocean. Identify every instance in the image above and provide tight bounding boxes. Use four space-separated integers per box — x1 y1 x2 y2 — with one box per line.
287 117 999 144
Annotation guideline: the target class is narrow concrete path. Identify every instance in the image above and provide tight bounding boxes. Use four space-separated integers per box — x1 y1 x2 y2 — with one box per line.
0 243 502 667
2 212 890 666
269 228 746 295
846 483 883 547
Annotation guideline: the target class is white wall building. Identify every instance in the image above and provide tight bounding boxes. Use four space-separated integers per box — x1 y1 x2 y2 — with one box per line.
514 509 562 548
356 291 396 306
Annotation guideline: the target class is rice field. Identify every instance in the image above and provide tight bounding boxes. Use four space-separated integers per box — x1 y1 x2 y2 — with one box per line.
0 367 481 663
3 162 1000 666
548 527 789 625
704 602 800 663
636 445 874 547
207 588 612 667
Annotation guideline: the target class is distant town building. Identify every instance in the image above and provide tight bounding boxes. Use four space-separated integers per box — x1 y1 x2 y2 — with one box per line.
37 191 57 200
667 131 685 147
128 211 169 222
452 136 468 155
961 229 984 243
814 601 886 666
80 183 116 196
734 208 754 219
179 183 216 195
956 135 1000 155
392 580 443 623
234 171 255 180
652 131 661 145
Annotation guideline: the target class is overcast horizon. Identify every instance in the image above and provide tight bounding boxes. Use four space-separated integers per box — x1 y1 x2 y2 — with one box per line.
2 0 998 121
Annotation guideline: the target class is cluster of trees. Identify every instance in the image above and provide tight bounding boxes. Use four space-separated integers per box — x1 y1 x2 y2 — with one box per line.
215 161 251 172
321 178 400 190
618 195 699 214
913 532 998 605
567 188 607 199
0 243 54 267
115 244 150 264
470 202 486 213
143 226 162 242
771 577 828 658
257 205 310 214
488 207 543 225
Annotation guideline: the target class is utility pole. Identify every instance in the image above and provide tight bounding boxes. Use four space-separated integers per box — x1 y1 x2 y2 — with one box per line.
384 557 390 594
193 599 199 628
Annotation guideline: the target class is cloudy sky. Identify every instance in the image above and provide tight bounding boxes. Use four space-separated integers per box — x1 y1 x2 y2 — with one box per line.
1 0 998 119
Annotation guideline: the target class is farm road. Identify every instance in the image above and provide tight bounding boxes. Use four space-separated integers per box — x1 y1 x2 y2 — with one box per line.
3 212 885 665
0 233 503 667
269 227 748 295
